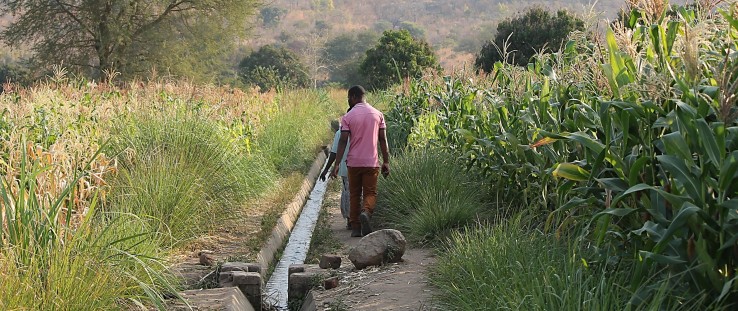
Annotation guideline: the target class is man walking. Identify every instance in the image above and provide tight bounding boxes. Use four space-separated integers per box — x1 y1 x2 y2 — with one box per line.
331 85 390 237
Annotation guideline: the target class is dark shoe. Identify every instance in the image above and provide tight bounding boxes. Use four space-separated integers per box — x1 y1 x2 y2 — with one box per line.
346 219 351 230
360 212 372 236
351 228 362 237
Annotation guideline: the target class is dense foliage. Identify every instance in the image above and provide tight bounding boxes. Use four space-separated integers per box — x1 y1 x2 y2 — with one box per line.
360 30 441 90
239 45 311 91
475 7 585 70
0 0 259 81
0 80 340 309
323 31 379 87
380 3 738 309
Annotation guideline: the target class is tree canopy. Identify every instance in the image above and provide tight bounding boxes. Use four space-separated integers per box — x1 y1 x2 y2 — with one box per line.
360 29 440 90
323 30 378 87
238 45 310 91
475 7 585 71
0 0 259 81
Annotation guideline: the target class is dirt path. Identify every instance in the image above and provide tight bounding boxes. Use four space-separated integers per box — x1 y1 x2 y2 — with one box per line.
305 182 442 311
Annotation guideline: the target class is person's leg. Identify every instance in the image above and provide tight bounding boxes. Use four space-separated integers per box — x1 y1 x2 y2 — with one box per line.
347 167 363 234
361 168 380 215
359 167 379 236
340 176 351 229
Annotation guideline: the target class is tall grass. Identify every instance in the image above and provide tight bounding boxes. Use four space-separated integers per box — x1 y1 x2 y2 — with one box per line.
431 219 714 311
257 89 339 174
106 116 276 245
374 147 489 244
0 144 175 310
0 78 343 308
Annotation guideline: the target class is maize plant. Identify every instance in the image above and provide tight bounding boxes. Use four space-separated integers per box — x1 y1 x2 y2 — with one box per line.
384 2 738 305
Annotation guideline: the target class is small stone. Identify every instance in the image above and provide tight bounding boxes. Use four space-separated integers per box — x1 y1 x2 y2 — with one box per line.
319 254 342 269
323 276 339 290
198 252 216 266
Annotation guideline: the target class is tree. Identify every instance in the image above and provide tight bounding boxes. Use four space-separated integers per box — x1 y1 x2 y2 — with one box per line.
239 45 310 91
0 62 31 92
360 30 440 90
260 6 287 28
302 33 328 88
323 30 378 87
0 0 259 81
475 7 585 72
398 21 426 39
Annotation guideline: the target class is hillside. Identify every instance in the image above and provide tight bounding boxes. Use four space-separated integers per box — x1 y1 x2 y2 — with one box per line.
247 0 642 70
0 0 690 84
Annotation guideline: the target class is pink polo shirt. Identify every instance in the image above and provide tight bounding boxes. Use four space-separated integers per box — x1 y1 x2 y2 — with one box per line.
340 102 386 168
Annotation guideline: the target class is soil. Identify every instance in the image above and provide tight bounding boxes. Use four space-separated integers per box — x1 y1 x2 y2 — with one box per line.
305 181 442 311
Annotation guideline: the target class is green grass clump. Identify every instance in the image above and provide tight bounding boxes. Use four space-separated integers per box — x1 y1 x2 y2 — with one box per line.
107 115 276 246
431 219 716 311
257 90 336 174
374 147 488 244
0 146 174 310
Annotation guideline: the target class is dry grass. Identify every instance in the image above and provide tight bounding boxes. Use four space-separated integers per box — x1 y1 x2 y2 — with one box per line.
0 77 283 231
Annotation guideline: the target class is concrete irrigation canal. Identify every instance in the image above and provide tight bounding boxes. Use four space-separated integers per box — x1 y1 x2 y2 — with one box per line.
264 169 329 309
169 150 433 310
171 151 332 310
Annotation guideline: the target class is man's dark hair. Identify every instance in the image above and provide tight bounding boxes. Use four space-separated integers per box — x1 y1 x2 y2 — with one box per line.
348 85 366 99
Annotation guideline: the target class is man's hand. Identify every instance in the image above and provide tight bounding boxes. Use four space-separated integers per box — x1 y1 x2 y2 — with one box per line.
381 162 390 178
329 165 339 179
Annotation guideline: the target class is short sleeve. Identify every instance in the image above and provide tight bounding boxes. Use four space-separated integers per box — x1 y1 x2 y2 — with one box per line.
331 130 340 152
340 114 350 131
379 113 386 129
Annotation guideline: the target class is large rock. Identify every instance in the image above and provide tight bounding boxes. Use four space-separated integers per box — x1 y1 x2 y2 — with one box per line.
348 229 406 270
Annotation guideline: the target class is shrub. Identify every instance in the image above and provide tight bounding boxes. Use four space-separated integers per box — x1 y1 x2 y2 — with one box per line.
107 116 275 245
256 90 336 174
475 7 584 71
0 62 32 92
398 21 426 39
260 7 286 27
431 220 714 310
374 147 488 244
323 31 379 87
239 45 310 91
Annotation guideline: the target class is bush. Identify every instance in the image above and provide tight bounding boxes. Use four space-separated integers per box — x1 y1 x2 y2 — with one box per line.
360 30 441 90
107 116 276 245
374 147 488 244
0 145 173 310
260 7 286 27
398 21 426 39
239 45 310 91
0 62 32 92
256 90 335 174
475 7 584 71
323 31 379 87
431 220 713 311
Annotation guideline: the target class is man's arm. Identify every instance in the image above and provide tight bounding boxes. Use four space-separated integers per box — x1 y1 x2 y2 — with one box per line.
379 128 390 177
320 152 337 181
331 131 350 178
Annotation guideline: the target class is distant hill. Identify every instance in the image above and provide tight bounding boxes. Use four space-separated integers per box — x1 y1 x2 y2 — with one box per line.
0 1 690 82
247 0 640 70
